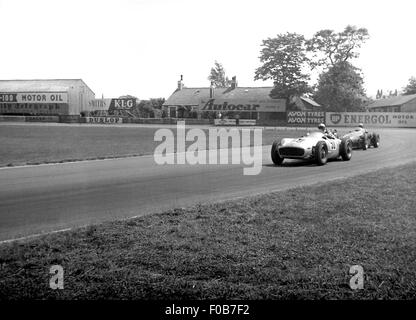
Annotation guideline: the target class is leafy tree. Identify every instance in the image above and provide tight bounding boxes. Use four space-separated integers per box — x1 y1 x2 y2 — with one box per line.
307 25 369 69
313 61 366 111
254 32 311 99
208 61 231 87
402 77 416 95
150 98 165 109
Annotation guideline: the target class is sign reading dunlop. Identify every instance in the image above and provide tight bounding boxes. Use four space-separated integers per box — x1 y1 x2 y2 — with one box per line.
326 112 416 127
84 117 123 124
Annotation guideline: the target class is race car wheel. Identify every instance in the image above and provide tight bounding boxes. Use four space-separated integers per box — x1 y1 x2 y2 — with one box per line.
315 141 328 165
362 134 368 150
271 141 284 165
372 134 380 148
340 138 352 161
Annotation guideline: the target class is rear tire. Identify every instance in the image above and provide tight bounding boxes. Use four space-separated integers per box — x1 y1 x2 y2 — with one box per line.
315 141 328 165
340 138 352 161
372 134 380 148
271 141 284 165
362 133 368 150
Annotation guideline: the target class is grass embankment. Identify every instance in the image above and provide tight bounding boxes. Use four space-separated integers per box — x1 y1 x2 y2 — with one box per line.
0 125 314 167
0 162 415 299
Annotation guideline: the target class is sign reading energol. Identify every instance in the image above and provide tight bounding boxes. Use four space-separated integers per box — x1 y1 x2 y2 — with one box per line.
326 112 416 127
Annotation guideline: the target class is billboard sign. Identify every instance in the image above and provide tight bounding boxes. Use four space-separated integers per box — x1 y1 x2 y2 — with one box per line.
0 92 68 104
287 111 325 126
88 98 137 111
326 112 416 127
111 98 136 110
84 117 123 124
200 98 286 112
214 119 237 126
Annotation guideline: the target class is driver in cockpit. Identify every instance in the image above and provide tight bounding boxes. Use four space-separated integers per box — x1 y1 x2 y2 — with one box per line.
318 123 336 139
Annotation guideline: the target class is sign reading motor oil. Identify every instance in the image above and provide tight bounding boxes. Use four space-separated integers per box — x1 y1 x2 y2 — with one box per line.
0 92 68 104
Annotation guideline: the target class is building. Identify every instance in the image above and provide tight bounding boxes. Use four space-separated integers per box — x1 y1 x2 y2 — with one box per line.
0 79 95 117
367 93 416 112
163 76 321 125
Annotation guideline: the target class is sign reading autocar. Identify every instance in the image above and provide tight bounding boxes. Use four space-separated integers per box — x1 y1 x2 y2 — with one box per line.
0 92 68 103
326 112 416 127
200 98 286 112
287 111 325 125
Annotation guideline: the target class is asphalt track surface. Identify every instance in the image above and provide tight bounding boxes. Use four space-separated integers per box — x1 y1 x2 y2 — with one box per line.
1 128 415 242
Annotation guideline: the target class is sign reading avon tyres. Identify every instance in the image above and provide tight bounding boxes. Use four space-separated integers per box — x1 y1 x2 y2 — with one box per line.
326 112 416 127
0 92 68 104
287 111 325 126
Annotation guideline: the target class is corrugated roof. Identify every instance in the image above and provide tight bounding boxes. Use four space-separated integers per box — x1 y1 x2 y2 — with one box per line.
0 79 95 94
367 94 416 108
164 86 320 106
301 97 321 107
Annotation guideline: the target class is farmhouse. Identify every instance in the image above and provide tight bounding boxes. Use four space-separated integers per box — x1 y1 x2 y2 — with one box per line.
163 76 321 125
0 79 96 120
367 93 416 112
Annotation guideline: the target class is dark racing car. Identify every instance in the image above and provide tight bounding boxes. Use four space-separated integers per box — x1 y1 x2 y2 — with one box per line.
342 125 380 150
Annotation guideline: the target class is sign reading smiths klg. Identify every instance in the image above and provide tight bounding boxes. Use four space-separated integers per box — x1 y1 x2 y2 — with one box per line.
0 92 68 104
88 98 137 111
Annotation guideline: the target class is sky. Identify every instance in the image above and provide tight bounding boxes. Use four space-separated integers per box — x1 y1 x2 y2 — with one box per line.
0 0 415 100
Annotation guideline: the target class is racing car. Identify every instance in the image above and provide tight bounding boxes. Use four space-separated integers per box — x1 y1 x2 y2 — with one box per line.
342 128 380 150
271 131 352 166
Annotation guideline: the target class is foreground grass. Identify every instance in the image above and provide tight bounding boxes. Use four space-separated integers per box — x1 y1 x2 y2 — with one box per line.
0 124 345 167
1 162 415 299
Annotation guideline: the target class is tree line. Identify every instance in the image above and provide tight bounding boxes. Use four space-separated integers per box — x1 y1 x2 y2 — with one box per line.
209 25 416 112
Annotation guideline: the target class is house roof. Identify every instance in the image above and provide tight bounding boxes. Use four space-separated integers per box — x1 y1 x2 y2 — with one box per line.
0 79 95 95
300 97 320 107
367 94 416 108
163 86 320 107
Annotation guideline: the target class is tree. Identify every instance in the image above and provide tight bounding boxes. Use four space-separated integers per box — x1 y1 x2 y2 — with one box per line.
254 32 311 99
313 61 366 111
403 77 416 95
150 98 165 109
306 25 369 69
208 61 231 87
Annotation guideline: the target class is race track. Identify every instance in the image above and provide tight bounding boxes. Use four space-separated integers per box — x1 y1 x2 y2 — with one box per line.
0 128 415 242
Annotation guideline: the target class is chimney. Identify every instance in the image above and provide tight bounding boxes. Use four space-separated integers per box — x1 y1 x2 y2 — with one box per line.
177 75 184 91
230 76 237 90
210 81 215 98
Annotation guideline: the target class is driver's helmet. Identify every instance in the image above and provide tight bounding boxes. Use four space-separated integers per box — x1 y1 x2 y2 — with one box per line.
358 123 364 128
318 123 326 132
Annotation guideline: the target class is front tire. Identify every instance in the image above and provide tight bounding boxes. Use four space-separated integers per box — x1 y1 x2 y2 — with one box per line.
340 138 352 161
372 134 380 148
315 141 328 165
271 141 284 165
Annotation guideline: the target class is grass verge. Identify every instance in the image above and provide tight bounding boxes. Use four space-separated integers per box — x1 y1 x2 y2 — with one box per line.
0 162 415 299
0 124 349 167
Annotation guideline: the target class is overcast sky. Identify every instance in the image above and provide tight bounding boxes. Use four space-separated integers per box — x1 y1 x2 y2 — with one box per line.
0 0 415 99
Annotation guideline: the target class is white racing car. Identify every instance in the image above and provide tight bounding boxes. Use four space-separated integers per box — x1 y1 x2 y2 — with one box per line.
271 131 353 166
